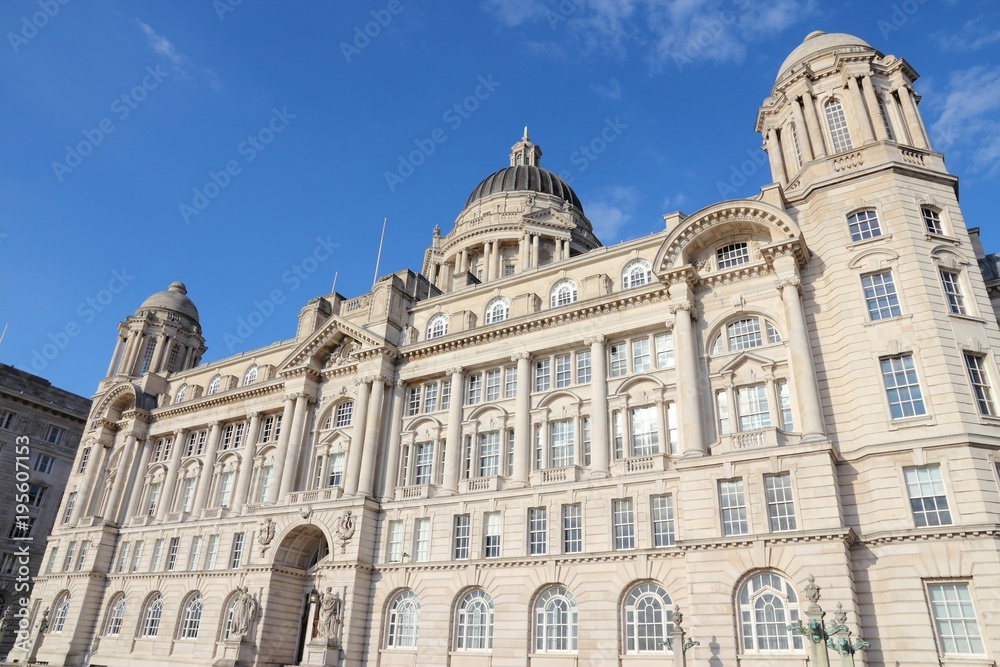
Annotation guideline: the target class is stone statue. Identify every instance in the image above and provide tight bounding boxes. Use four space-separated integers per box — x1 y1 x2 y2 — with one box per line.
229 586 257 637
37 607 49 635
317 588 342 640
0 605 10 637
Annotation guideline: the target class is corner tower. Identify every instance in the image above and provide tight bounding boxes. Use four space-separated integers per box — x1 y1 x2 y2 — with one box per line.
422 130 601 293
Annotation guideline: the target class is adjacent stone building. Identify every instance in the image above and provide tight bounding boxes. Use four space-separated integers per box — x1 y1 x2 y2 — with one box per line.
0 364 89 657
11 31 1000 667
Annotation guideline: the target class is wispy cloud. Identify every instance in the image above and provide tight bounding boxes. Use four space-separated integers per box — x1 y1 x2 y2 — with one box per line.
586 185 639 242
661 193 691 211
929 65 1000 177
137 20 222 91
590 78 623 100
937 18 1000 52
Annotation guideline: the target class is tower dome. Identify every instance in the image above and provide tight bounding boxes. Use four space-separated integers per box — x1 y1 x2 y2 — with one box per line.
139 281 200 322
465 166 583 211
775 31 874 83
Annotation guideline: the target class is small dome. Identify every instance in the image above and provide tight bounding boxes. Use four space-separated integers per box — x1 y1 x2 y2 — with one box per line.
139 281 199 321
465 165 583 212
776 31 873 82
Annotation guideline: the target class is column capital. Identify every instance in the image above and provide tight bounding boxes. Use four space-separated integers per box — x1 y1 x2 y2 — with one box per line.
247 411 262 420
775 276 802 298
353 377 371 388
173 428 187 438
511 352 531 362
668 300 694 315
446 366 465 377
208 420 222 428
584 335 606 346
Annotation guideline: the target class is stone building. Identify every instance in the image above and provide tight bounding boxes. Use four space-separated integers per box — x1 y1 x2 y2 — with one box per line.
10 30 1000 667
0 364 89 657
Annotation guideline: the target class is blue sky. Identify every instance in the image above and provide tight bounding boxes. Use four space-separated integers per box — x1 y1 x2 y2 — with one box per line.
2 0 999 397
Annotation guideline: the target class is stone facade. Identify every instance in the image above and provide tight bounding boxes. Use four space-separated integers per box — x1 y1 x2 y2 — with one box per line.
10 31 1000 667
0 364 89 658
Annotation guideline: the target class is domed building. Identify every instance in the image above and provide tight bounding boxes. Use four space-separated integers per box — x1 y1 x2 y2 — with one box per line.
12 30 1000 667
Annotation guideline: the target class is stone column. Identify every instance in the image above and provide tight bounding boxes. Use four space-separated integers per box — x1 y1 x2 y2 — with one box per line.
380 380 406 500
512 353 531 486
192 421 223 514
155 429 186 522
492 240 502 279
357 376 387 497
766 128 787 184
343 379 372 496
586 336 610 477
896 85 929 149
669 282 706 457
442 367 465 493
531 234 540 268
483 241 492 282
105 431 138 522
123 438 153 521
278 393 312 499
519 234 528 270
266 396 297 503
106 335 125 376
73 441 108 524
149 334 169 373
231 412 261 513
775 267 826 440
790 97 815 162
118 333 139 376
801 92 827 158
860 75 888 142
460 248 469 274
845 76 874 145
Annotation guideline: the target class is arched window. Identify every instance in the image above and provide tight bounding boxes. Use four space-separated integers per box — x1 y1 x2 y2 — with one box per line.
139 338 156 375
455 589 494 651
167 344 181 372
737 572 802 652
207 376 222 395
175 385 188 404
622 260 653 289
427 313 449 339
710 317 782 355
51 592 71 633
534 586 578 653
386 590 420 649
141 593 163 637
243 365 258 386
847 208 882 242
484 298 510 325
825 99 853 153
623 582 672 653
105 594 127 636
550 280 578 308
180 593 203 639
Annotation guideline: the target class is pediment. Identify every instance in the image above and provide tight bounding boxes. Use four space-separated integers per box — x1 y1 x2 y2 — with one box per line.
278 314 389 376
717 351 776 375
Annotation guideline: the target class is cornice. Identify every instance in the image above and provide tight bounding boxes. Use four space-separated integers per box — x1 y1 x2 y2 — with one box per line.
153 380 285 419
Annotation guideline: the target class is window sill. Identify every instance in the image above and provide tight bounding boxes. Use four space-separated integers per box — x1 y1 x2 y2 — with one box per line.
887 414 935 431
863 314 912 327
948 313 987 325
925 231 960 245
846 233 892 251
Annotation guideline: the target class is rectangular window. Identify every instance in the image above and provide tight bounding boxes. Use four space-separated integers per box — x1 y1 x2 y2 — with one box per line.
46 548 58 574
583 417 591 466
506 429 515 477
34 454 54 474
632 338 651 373
406 386 421 416
862 271 902 320
534 424 543 470
717 242 750 269
453 515 470 560
327 454 345 487
612 499 635 550
719 479 749 536
9 516 35 539
483 512 502 558
777 381 793 431
550 420 574 468
441 380 451 409
44 425 64 445
737 384 771 431
881 354 926 419
765 474 797 532
826 100 853 153
204 535 220 570
115 542 130 573
414 518 431 562
130 540 144 572
528 508 547 555
150 538 164 572
655 333 674 368
940 270 967 315
630 406 659 456
76 540 89 571
229 532 245 568
927 583 985 655
217 471 235 507
717 391 730 436
478 432 500 477
666 402 678 455
613 411 624 459
188 536 202 570
964 353 997 416
610 343 627 377
504 366 518 398
423 382 438 413
651 495 676 547
258 466 273 502
166 537 179 571
576 350 592 383
922 207 943 235
485 369 501 401
221 423 236 449
555 354 572 387
413 443 434 485
562 504 582 554
534 359 551 392
180 477 196 512
334 402 353 427
904 465 951 527
77 447 91 474
728 318 762 351
0 410 16 430
387 520 404 563
27 484 46 508
63 542 76 572
466 374 482 405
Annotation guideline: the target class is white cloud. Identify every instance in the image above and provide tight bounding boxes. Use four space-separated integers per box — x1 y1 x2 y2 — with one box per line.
585 185 640 242
937 18 1000 52
661 193 691 211
479 0 547 27
590 78 623 100
137 20 222 92
929 65 1000 177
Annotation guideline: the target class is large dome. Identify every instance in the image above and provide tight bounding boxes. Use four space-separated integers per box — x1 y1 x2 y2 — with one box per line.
139 281 199 321
776 31 873 82
465 165 583 211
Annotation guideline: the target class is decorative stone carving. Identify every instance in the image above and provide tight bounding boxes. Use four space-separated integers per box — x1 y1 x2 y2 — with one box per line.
229 586 258 637
334 510 356 554
257 518 276 556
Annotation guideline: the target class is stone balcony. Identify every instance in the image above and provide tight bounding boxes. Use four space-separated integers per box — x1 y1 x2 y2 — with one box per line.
715 427 794 454
530 465 583 485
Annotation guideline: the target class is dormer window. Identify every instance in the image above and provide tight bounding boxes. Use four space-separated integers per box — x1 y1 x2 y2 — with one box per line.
716 243 750 270
622 260 653 290
427 313 448 340
485 297 510 325
550 280 577 308
207 376 222 395
243 365 258 386
175 385 188 404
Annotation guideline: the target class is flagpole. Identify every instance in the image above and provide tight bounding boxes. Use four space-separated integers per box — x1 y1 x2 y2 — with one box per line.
372 217 387 288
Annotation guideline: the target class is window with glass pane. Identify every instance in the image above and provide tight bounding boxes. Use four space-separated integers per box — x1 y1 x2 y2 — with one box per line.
880 354 926 418
655 333 674 368
485 297 509 324
387 520 404 563
777 381 793 431
738 573 802 651
441 381 451 409
506 429 515 476
862 271 901 320
63 542 76 572
387 590 420 648
406 387 421 416
326 453 344 487
550 420 574 468
483 512 501 558
964 353 997 416
927 583 985 655
486 370 500 401
413 443 434 485
622 260 652 289
651 495 675 547
334 402 353 427
427 313 448 339
825 99 853 153
141 594 163 637
204 535 219 570
720 479 749 536
453 515 470 559
423 382 438 412
728 318 763 351
180 593 203 639
582 418 591 466
904 465 951 527
504 367 517 397
847 209 881 242
632 338 651 372
150 539 164 572
562 504 582 553
613 411 624 459
529 507 547 555
230 532 244 568
535 359 551 391
455 589 494 651
623 582 672 653
188 536 202 570
940 270 966 315
737 384 771 431
467 374 482 405
217 471 234 507
535 587 578 652
130 540 144 572
165 538 179 570
576 350 592 383
551 280 577 307
610 343 627 377
105 594 126 636
555 354 572 387
666 402 678 454
478 432 500 477
613 499 635 550
717 242 750 269
414 518 431 562
765 474 797 531
921 206 943 234
630 406 659 456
